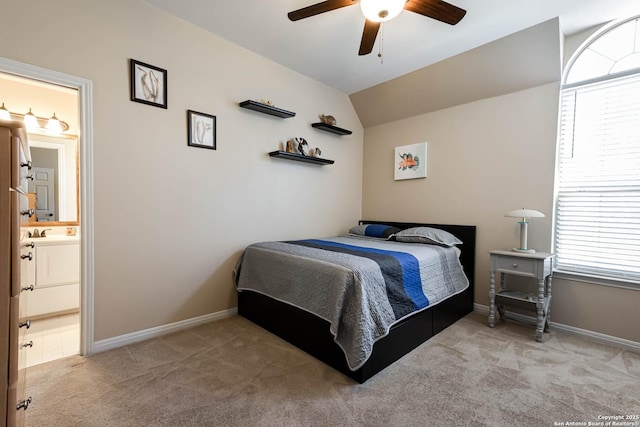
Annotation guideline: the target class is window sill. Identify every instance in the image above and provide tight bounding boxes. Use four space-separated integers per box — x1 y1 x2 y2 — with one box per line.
553 270 640 291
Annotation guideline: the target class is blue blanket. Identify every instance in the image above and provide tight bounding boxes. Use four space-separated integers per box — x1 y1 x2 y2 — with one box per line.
290 239 429 319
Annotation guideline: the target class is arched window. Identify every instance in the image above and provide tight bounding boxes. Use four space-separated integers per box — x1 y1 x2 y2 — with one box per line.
555 15 640 285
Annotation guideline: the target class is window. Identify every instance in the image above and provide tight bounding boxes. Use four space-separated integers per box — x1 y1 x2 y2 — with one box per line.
555 15 640 285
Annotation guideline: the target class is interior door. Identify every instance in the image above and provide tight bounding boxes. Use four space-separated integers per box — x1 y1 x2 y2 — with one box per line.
29 167 55 222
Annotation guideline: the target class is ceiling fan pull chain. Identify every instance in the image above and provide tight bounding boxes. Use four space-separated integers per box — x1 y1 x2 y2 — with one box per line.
378 21 384 63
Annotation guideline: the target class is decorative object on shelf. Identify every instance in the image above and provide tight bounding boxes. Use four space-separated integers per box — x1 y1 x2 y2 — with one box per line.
504 208 545 253
239 100 295 118
269 150 334 165
286 139 296 153
258 99 274 106
306 147 322 158
130 59 167 109
0 103 69 134
319 114 337 125
295 137 309 155
187 110 216 150
394 142 427 180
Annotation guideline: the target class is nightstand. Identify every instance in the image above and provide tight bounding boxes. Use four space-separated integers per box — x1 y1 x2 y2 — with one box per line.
488 250 554 342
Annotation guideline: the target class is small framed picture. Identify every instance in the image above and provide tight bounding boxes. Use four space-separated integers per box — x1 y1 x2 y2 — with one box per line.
130 59 167 109
394 142 427 180
187 110 216 150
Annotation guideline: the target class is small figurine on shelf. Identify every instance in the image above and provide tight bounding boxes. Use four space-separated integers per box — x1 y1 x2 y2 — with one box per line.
319 114 337 125
286 139 296 153
295 137 309 156
314 147 322 157
259 99 274 106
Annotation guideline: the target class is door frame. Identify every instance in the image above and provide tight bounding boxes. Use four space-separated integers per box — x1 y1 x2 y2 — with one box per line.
0 56 95 355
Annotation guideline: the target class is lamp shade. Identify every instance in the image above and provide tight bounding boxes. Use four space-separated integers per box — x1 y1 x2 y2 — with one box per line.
23 108 38 130
360 0 405 22
46 112 62 133
0 103 11 120
504 209 545 220
504 208 544 253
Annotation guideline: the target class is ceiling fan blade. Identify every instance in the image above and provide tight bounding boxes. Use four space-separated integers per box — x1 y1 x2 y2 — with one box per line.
288 0 356 21
359 20 380 56
404 0 466 25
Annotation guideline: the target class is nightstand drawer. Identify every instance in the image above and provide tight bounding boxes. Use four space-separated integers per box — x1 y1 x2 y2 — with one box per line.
493 256 537 277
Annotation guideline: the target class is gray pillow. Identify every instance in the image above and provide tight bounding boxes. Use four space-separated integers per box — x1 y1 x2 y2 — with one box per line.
393 227 462 247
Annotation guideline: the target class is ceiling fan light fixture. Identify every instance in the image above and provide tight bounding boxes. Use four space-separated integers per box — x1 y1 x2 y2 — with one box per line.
360 0 405 22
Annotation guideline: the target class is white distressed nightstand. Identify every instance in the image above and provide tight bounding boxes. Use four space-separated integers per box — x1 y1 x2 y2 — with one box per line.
488 250 554 342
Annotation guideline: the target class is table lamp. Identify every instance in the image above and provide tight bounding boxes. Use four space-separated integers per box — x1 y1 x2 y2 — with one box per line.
504 208 545 253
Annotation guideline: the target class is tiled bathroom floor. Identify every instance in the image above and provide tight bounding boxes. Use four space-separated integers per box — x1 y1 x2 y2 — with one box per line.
26 312 80 367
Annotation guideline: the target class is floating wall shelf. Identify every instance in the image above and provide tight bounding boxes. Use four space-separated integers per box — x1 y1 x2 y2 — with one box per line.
311 122 352 135
239 100 296 118
268 151 334 165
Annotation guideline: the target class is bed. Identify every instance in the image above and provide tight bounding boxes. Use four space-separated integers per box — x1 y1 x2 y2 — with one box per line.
235 220 476 383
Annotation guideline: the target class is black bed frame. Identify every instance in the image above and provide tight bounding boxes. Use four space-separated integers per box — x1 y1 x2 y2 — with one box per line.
238 220 476 383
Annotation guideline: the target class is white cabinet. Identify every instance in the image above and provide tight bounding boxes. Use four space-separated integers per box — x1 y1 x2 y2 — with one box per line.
35 243 80 287
25 237 79 318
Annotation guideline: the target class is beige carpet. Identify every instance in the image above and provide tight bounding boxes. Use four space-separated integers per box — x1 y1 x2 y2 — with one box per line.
25 312 640 426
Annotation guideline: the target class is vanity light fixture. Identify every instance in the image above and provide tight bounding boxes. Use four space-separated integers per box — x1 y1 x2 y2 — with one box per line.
0 102 69 133
24 108 38 130
0 102 11 120
46 113 62 133
504 208 545 253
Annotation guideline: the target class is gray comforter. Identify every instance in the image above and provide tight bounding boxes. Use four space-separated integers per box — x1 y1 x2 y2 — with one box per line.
234 236 469 370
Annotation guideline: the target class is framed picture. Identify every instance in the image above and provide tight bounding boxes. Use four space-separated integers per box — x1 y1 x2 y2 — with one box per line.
394 142 427 180
187 110 216 150
130 59 167 108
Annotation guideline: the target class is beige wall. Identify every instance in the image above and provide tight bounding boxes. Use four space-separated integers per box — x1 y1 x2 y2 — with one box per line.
0 0 363 341
362 83 559 306
362 24 640 344
351 19 562 128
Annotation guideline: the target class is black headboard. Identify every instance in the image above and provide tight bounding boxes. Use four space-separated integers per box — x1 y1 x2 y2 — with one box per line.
359 220 477 291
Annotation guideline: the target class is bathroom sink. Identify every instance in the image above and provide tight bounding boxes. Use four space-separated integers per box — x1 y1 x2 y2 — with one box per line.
25 235 80 245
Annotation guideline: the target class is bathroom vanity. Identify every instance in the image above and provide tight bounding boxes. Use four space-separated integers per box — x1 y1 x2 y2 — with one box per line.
24 235 79 318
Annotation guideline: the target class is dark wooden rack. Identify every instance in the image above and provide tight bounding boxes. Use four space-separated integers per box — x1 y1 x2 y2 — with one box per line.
311 122 352 135
268 151 334 165
239 100 295 118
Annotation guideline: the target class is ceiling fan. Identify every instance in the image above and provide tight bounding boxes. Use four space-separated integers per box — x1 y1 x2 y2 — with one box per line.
288 0 466 56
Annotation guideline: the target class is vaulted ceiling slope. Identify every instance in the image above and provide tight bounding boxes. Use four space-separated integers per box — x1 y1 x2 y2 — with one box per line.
144 0 640 96
350 18 562 128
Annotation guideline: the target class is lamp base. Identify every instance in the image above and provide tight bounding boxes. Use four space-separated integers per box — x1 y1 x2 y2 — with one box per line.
512 248 536 253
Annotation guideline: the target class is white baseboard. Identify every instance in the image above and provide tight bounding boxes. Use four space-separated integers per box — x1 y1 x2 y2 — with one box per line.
474 303 640 352
92 308 237 354
92 304 640 355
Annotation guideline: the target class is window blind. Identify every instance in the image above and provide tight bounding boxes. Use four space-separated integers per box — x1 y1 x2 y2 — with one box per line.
556 73 640 283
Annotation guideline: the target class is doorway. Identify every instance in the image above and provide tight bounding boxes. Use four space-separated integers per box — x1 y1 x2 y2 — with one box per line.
0 57 94 358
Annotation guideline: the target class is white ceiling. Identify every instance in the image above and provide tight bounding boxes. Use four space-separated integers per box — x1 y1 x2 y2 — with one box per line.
144 0 640 94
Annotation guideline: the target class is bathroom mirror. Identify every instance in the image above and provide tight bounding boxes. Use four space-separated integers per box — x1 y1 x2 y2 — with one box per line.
28 134 78 225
